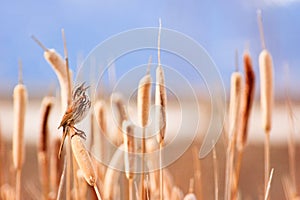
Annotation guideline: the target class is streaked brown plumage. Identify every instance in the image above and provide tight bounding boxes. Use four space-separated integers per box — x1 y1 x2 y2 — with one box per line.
57 83 91 158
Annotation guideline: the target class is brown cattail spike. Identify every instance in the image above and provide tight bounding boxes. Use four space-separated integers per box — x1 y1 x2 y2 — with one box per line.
237 51 255 150
122 121 136 180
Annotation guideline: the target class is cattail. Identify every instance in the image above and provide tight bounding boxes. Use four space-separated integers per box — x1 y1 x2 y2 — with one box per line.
31 35 71 112
71 133 96 186
232 51 255 199
12 84 27 171
224 70 242 200
137 73 152 128
38 96 54 200
237 51 255 150
94 100 107 135
228 72 242 139
122 120 136 180
259 49 273 132
137 64 152 200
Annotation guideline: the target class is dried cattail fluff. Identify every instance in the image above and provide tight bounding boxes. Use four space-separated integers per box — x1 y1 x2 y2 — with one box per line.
137 73 152 127
122 120 136 180
237 51 255 150
13 84 28 170
155 65 167 144
38 96 54 199
228 72 242 138
259 49 274 132
71 133 97 186
171 186 184 200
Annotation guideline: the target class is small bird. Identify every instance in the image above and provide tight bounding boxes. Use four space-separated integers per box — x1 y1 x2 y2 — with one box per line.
57 82 91 158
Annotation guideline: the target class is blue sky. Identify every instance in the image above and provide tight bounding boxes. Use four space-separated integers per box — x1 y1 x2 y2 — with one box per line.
1 0 300 99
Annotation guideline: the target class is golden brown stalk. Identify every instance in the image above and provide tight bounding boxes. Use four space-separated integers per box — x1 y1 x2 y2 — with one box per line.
38 96 54 200
13 62 28 200
122 120 135 200
234 51 255 199
94 100 107 160
137 65 152 200
224 71 242 200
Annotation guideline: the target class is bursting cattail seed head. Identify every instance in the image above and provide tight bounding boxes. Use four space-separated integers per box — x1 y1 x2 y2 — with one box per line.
71 133 97 186
13 84 28 170
237 51 255 150
259 49 274 132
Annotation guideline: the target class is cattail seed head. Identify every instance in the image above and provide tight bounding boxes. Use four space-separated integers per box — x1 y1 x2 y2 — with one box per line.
71 133 97 186
237 51 255 150
137 74 152 128
259 49 274 132
13 84 27 170
228 72 242 139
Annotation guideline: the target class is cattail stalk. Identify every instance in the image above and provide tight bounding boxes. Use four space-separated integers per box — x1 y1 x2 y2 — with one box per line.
224 71 242 200
234 51 255 199
38 97 54 200
13 61 27 200
0 123 4 187
192 147 202 199
257 10 274 196
122 121 135 200
137 62 152 200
